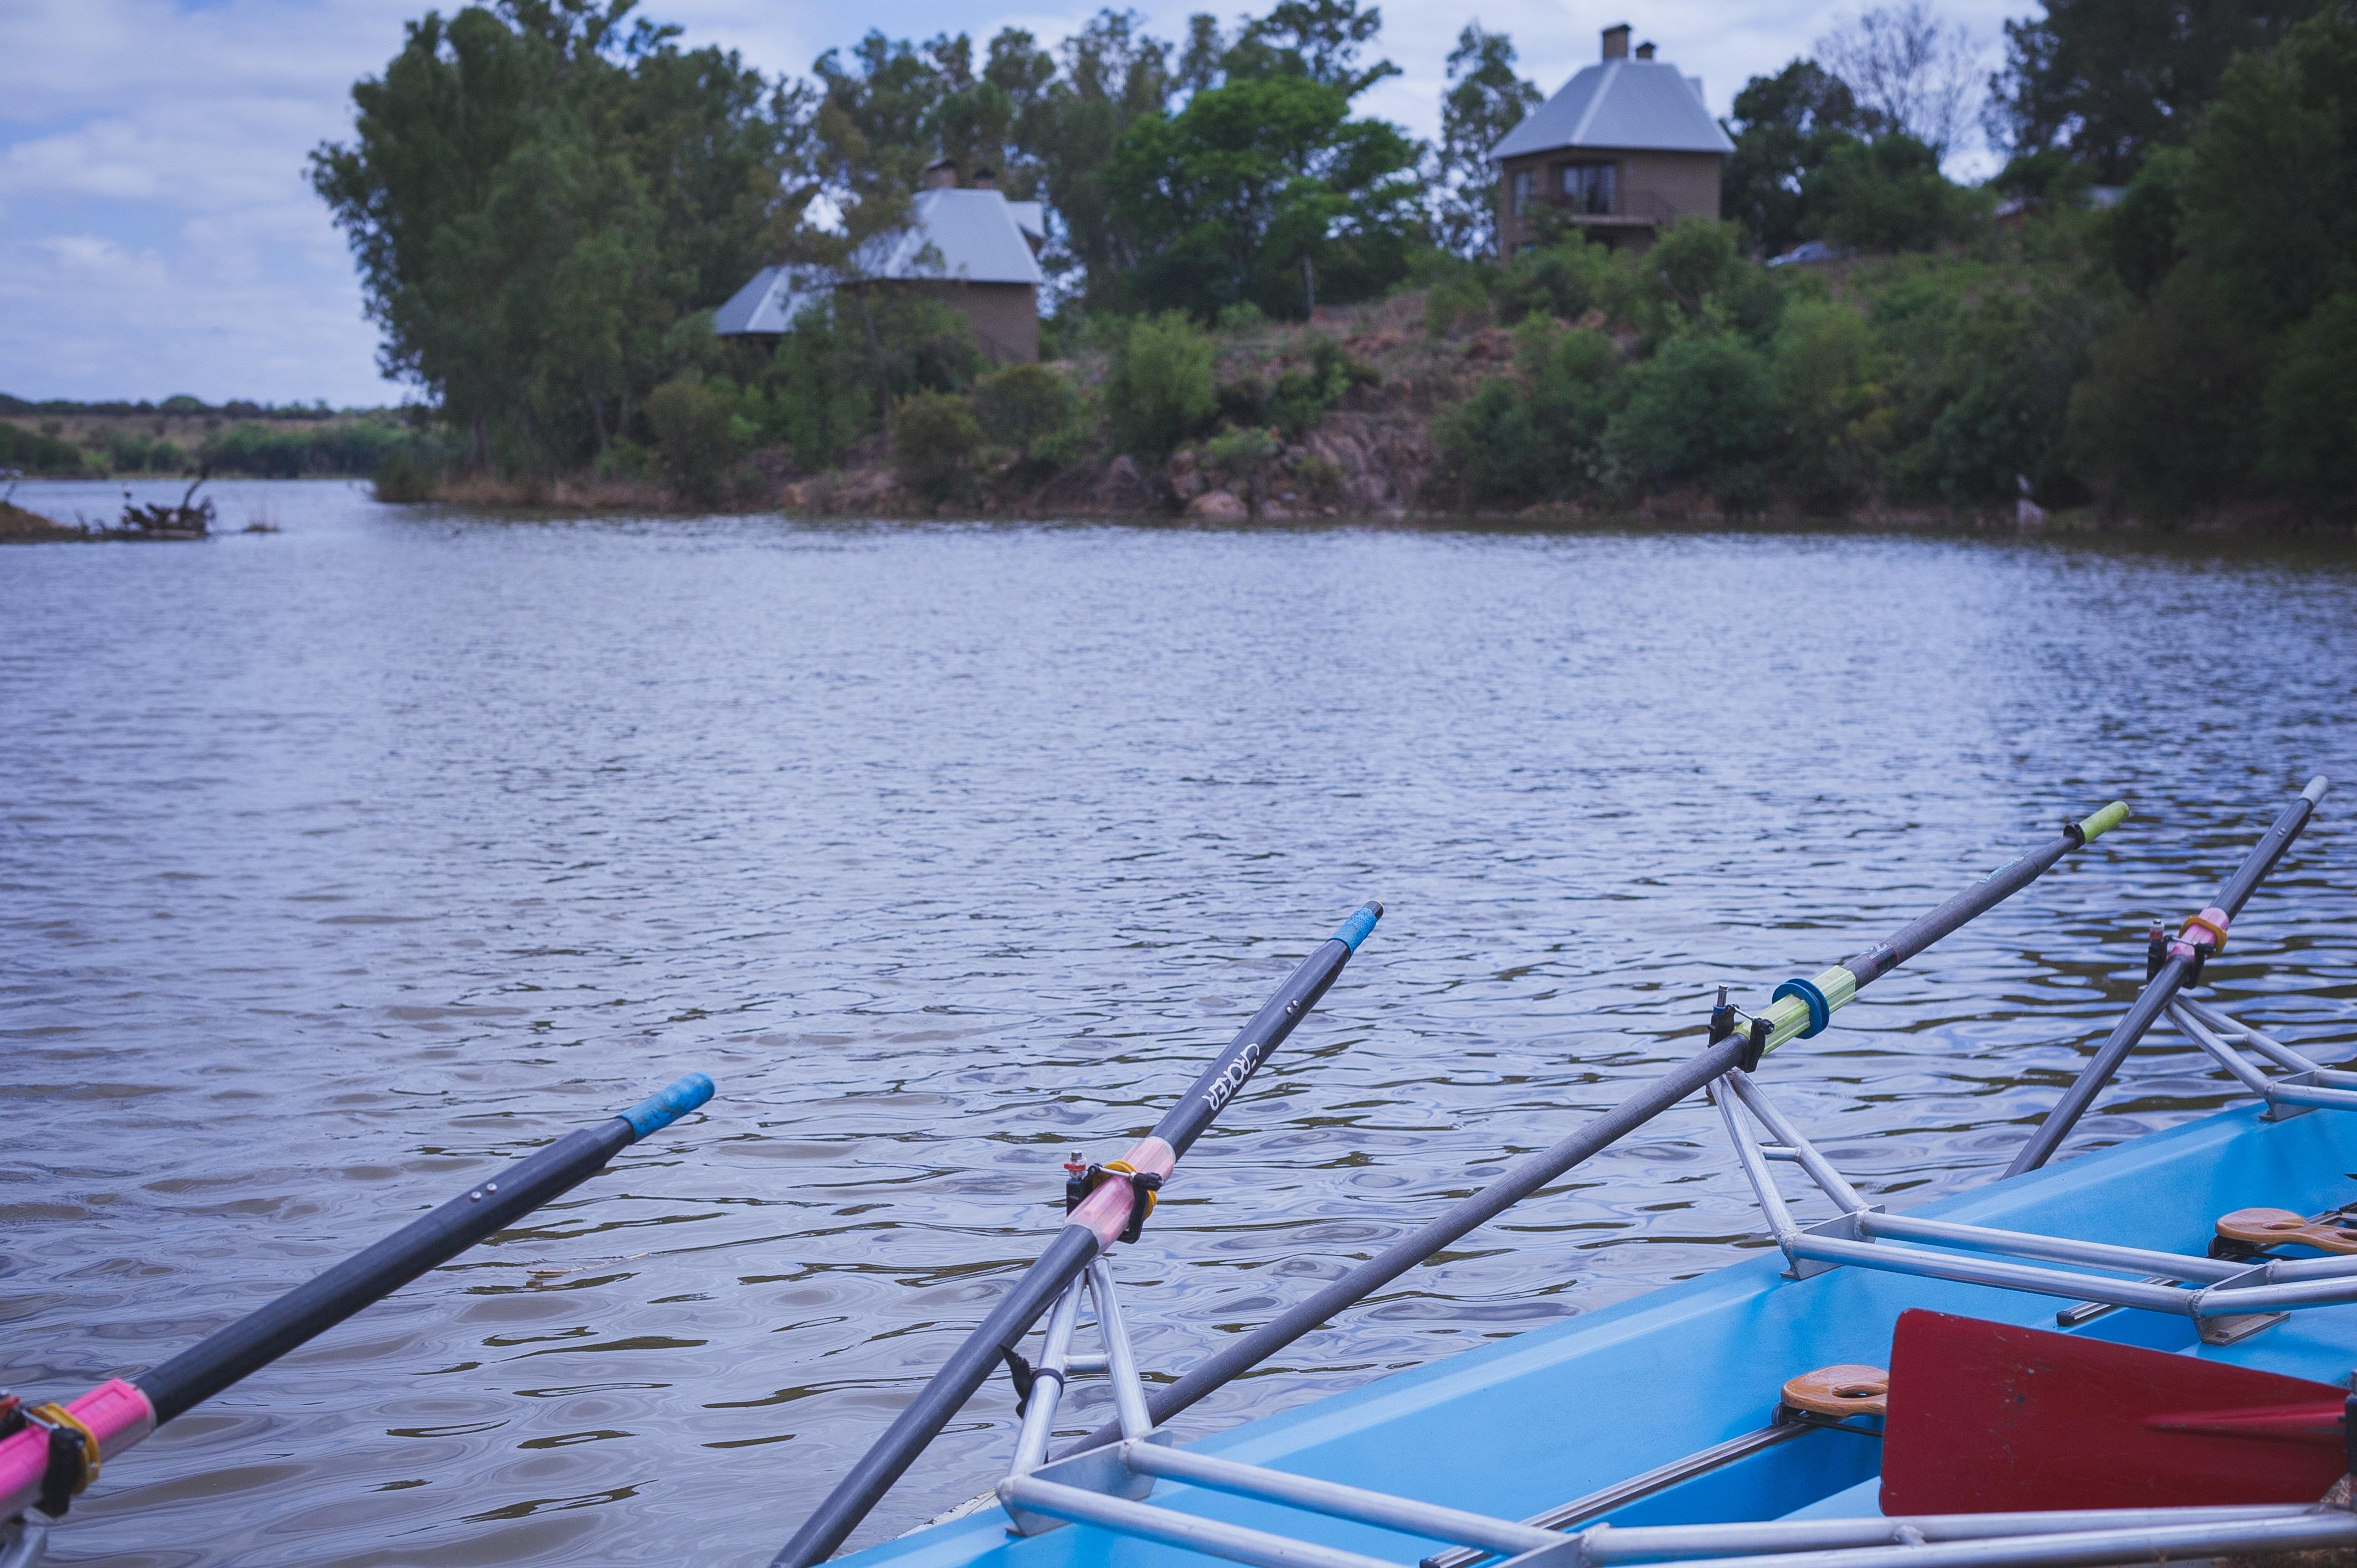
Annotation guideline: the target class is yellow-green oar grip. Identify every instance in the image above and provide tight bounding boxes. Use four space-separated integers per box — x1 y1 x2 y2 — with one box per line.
2076 800 2130 843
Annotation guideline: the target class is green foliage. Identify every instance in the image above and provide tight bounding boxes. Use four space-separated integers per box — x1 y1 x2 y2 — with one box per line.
310 1 801 474
1216 301 1267 333
1105 312 1216 456
1604 334 1780 504
1202 424 1279 484
1636 220 1784 342
2261 291 2357 507
2097 147 2188 298
1108 70 1422 317
0 422 88 476
1263 336 1371 439
1494 231 1627 326
1432 317 1617 506
1721 60 1881 256
373 434 455 501
890 389 981 503
2066 266 2268 513
1988 0 2321 182
766 302 872 471
1433 25 1541 256
1804 135 1978 253
647 376 738 504
1770 300 1882 512
972 363 1077 453
197 420 409 477
2176 6 2357 331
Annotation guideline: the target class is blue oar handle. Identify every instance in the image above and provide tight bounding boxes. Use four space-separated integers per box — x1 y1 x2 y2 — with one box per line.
622 1072 716 1139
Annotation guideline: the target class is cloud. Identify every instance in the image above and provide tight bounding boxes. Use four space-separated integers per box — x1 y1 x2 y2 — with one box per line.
0 0 2021 405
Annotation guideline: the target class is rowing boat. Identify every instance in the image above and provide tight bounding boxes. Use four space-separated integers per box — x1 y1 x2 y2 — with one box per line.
790 780 2357 1568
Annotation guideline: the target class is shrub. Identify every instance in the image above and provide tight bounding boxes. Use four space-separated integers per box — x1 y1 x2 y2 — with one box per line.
892 390 981 504
2066 265 2268 514
1202 425 1279 486
1805 135 1977 254
1494 231 1625 326
373 440 442 502
769 306 873 472
1216 302 1267 333
647 377 737 505
2261 291 2357 509
2097 147 2188 299
1604 333 1780 497
1432 318 1617 506
1216 373 1269 429
1771 300 1882 512
972 363 1077 455
1637 219 1785 343
1106 312 1216 457
1423 271 1493 338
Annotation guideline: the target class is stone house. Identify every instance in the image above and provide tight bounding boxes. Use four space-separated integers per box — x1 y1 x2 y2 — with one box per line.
715 161 1046 362
1490 24 1735 255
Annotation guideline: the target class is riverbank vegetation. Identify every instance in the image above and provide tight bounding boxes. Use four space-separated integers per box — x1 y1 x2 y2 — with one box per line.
302 0 2355 528
0 394 427 479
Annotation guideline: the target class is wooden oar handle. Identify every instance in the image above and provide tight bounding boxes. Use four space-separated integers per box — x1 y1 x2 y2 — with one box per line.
2216 1206 2357 1255
1782 1364 1888 1418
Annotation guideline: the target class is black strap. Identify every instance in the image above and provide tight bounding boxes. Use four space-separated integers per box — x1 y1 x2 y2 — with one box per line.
36 1417 86 1518
999 1347 1037 1415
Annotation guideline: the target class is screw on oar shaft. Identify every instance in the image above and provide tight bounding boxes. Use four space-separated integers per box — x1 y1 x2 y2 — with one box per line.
1059 804 2127 1457
766 901 1383 1568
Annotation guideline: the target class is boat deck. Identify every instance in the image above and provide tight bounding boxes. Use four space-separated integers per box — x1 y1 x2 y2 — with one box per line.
847 1096 2357 1568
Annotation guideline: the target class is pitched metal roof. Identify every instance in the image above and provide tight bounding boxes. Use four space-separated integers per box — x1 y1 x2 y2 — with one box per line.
1490 59 1734 161
713 265 827 336
714 189 1043 337
857 189 1044 285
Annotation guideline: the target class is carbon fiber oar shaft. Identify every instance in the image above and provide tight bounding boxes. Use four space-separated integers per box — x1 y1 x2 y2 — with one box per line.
768 902 1383 1568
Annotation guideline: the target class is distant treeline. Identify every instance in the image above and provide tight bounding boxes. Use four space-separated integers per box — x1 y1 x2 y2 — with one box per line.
0 393 364 420
1 411 429 480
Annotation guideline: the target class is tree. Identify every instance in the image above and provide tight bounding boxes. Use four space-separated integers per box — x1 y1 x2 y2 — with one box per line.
1433 25 1541 257
1721 60 1882 256
1987 0 2321 183
2261 291 2357 508
1222 1 1401 97
1109 48 1421 317
1814 2 1984 160
1105 312 1216 456
2066 264 2268 513
312 0 803 471
2175 6 2357 331
1803 133 1977 252
1027 11 1177 309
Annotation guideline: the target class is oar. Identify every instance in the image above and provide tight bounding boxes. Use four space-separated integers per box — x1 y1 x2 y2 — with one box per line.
2004 776 2329 1176
1880 1309 2350 1513
1061 802 2130 1457
768 902 1385 1568
0 1072 714 1523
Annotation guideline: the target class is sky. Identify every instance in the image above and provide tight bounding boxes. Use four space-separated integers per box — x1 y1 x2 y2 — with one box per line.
0 0 2023 408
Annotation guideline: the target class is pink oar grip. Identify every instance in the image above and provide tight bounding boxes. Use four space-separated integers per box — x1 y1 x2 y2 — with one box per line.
0 1378 156 1519
1067 1137 1176 1249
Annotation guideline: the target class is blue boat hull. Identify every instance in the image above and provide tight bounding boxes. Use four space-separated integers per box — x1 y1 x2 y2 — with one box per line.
846 1096 2357 1568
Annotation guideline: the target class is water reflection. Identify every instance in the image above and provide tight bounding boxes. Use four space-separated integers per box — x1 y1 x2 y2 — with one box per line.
3 481 2353 1566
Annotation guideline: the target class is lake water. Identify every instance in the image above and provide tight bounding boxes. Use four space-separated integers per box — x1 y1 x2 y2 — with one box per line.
4 479 2355 1568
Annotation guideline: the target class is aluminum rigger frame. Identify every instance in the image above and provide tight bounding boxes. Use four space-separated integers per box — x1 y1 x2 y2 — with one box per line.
990 1260 2357 1568
1707 1068 2357 1344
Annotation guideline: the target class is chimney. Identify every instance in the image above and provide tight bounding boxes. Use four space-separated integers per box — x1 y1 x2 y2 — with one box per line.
1634 40 1656 59
971 166 997 190
1601 23 1630 60
923 157 958 190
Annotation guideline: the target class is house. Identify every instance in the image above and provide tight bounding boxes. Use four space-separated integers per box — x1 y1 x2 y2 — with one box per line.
1489 23 1735 255
715 161 1047 362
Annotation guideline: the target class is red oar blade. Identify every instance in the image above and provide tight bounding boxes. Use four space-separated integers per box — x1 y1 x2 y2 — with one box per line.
1880 1309 2348 1513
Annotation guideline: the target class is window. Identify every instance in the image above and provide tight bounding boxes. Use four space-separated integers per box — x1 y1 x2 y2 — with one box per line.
1511 168 1537 215
1558 163 1615 215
